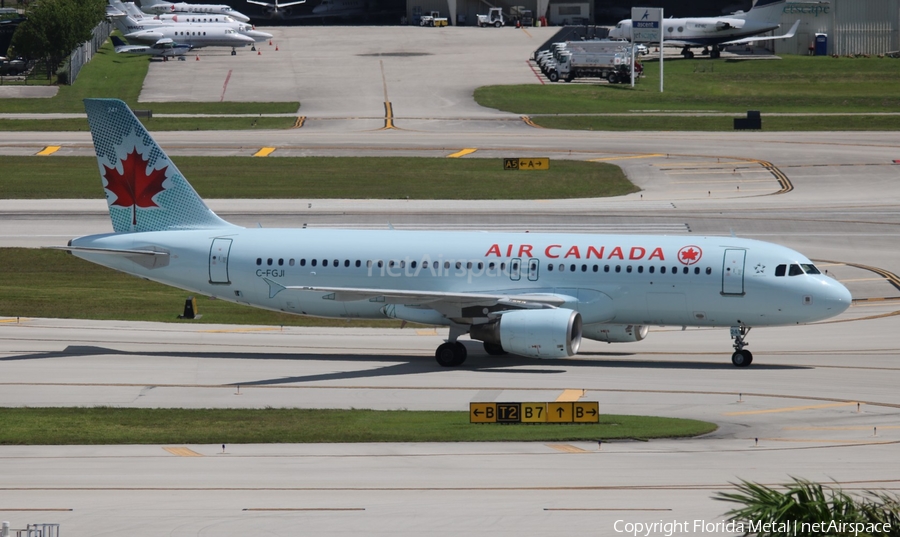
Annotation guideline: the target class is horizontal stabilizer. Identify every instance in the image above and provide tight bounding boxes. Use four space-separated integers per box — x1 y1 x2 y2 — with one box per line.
724 19 800 45
45 246 169 256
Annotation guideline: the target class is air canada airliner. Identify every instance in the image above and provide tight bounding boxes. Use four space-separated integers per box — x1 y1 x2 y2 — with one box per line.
58 99 852 367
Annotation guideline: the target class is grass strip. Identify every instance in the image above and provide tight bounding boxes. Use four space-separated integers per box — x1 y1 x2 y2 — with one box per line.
531 114 900 131
1 156 634 199
0 117 297 132
0 408 717 444
476 56 900 117
0 39 298 115
0 248 397 326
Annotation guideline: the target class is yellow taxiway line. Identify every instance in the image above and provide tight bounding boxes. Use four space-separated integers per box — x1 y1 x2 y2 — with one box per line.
253 147 277 157
556 389 585 402
163 447 203 457
447 148 477 158
546 444 589 453
36 146 61 156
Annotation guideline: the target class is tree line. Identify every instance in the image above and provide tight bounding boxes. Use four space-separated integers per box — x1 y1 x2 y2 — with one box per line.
10 0 105 79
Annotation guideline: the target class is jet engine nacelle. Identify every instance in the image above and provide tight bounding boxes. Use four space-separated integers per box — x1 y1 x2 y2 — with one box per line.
470 308 582 358
582 323 648 343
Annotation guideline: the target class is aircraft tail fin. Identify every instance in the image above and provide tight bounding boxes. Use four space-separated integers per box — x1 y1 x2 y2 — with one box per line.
744 0 786 25
110 35 127 48
84 99 236 233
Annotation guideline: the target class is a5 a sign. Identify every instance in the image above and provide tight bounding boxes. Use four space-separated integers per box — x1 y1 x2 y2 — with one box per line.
504 158 549 170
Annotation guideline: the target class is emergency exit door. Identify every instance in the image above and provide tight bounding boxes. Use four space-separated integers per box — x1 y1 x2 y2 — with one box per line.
209 238 232 285
722 249 746 295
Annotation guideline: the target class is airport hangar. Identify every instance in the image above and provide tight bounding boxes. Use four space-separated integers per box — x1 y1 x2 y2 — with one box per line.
396 0 900 56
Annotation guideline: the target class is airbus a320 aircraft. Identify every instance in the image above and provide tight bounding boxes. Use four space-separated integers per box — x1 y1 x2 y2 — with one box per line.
59 99 852 368
609 0 800 59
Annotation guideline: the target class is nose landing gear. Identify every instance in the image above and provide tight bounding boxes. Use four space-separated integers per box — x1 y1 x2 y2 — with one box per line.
731 326 753 367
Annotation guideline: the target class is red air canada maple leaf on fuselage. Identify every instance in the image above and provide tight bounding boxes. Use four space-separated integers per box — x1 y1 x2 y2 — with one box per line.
102 148 168 226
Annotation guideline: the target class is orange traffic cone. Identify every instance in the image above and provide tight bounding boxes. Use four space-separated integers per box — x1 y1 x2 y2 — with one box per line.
258 49 261 55
275 44 279 51
269 40 273 46
195 54 200 61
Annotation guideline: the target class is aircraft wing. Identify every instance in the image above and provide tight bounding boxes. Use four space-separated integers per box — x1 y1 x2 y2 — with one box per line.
723 19 800 45
263 279 568 309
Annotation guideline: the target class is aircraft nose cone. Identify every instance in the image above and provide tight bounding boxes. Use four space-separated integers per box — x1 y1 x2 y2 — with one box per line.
822 279 852 315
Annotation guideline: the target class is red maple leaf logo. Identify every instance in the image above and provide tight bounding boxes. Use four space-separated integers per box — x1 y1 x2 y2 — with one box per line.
103 148 168 226
677 245 702 265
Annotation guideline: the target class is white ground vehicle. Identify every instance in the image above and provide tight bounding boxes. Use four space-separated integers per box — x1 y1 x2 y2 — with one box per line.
477 7 505 27
419 10 448 26
550 49 636 83
537 40 631 80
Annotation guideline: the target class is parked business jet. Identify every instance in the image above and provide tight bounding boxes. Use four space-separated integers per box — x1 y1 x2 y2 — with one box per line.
110 35 191 58
108 1 257 52
245 0 307 19
609 0 800 59
140 0 252 23
60 99 851 368
114 1 272 43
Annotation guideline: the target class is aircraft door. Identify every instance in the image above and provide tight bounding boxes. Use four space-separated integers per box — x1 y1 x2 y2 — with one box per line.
509 258 521 281
527 258 540 281
722 249 746 295
209 238 233 285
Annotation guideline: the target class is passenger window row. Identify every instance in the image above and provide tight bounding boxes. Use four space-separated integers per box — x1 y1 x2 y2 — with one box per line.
255 257 712 276
547 263 713 275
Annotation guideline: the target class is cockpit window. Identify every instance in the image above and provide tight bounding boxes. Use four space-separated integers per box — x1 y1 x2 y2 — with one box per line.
801 264 821 275
775 264 786 277
789 264 805 276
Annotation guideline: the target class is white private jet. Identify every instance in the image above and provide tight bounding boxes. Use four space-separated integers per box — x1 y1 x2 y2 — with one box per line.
245 0 307 20
609 0 800 59
140 0 252 23
59 99 852 368
110 35 191 57
115 1 272 43
107 1 257 52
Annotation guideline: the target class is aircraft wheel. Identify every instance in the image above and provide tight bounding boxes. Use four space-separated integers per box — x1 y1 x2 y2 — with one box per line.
483 342 507 356
683 50 695 59
436 342 467 366
453 342 468 365
711 49 721 59
731 350 753 367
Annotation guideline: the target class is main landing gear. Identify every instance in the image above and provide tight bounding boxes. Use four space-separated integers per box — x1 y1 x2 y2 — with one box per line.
231 47 237 56
435 325 468 367
730 326 753 367
435 341 467 367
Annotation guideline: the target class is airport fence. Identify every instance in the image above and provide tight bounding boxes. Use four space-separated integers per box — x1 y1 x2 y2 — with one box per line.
62 20 113 85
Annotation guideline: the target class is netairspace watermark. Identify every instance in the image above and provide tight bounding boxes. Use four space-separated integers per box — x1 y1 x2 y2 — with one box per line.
613 519 892 536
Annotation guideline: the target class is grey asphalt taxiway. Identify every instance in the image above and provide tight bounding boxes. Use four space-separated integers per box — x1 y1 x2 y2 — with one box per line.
2 25 900 536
